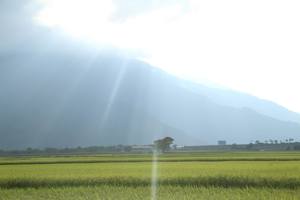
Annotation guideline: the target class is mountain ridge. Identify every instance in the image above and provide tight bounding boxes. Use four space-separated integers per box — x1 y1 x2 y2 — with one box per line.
0 53 299 148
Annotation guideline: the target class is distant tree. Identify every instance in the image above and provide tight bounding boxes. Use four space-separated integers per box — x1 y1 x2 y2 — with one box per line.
285 139 289 143
231 143 238 150
289 138 294 143
264 140 269 144
124 146 132 152
26 147 33 152
246 143 253 149
154 137 174 152
274 140 278 144
255 140 260 145
294 145 300 150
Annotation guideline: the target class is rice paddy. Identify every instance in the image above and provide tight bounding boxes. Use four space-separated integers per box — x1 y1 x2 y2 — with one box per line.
0 151 300 199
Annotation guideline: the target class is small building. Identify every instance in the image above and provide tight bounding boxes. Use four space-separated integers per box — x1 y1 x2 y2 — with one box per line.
218 140 226 145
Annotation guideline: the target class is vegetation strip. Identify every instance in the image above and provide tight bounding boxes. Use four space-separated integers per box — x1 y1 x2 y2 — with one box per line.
1 177 300 189
1 158 300 165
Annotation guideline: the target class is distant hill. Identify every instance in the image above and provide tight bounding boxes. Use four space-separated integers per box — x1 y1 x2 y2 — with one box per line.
0 53 300 149
180 80 300 123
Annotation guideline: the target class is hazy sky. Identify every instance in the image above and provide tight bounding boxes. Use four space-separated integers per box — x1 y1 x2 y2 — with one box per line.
2 0 300 113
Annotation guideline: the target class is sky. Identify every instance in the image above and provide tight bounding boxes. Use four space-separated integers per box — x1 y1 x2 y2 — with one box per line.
2 0 300 113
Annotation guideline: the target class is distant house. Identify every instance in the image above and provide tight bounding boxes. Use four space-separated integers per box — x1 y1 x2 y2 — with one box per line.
218 140 226 145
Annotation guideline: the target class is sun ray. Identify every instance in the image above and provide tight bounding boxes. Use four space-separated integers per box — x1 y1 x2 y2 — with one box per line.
98 59 128 129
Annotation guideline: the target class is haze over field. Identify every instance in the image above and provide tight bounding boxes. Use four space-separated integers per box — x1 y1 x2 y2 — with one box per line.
1 0 300 149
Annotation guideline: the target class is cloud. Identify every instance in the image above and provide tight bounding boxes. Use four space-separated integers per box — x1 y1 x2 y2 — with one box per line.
112 0 189 20
0 0 102 56
35 0 188 52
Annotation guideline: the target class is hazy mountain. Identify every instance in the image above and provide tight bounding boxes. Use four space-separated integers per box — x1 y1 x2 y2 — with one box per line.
0 53 300 149
180 81 300 123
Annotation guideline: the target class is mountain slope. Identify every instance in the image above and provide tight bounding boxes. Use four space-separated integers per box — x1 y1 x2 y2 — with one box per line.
0 53 299 148
181 80 300 123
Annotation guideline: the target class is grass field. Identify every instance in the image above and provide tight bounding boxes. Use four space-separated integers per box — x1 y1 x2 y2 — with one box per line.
0 151 300 199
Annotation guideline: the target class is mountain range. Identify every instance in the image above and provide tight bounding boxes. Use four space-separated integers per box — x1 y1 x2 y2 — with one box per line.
0 52 300 149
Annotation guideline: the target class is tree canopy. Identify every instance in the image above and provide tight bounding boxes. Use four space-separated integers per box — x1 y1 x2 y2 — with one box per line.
154 137 174 152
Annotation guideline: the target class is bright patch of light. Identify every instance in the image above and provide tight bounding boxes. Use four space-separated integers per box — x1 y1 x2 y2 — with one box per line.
36 0 116 42
151 150 158 200
36 0 183 49
35 0 300 113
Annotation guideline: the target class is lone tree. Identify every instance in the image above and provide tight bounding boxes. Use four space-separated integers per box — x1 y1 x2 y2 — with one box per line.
154 137 174 152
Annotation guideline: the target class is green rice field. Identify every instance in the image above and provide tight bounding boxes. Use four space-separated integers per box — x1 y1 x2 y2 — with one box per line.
0 151 300 199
